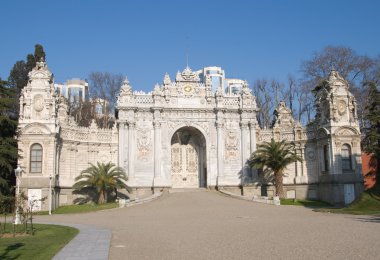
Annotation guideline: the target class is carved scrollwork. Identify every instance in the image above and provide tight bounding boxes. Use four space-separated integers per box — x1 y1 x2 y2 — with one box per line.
225 131 239 160
136 128 151 160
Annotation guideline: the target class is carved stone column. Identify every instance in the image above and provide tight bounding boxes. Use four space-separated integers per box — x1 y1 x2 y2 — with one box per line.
294 143 306 184
128 121 136 182
328 139 334 174
240 122 249 181
118 122 125 168
153 121 162 184
249 121 258 182
249 122 257 154
216 121 224 183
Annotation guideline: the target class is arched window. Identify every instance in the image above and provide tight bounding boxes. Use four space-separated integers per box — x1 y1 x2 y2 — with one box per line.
341 144 352 170
30 144 43 173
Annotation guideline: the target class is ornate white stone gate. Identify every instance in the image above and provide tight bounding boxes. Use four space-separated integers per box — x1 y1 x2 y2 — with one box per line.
170 127 206 188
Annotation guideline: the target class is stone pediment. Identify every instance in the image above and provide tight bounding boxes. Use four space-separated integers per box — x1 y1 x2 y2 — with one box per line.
21 123 52 135
28 58 53 85
325 70 350 95
335 127 359 136
272 101 296 129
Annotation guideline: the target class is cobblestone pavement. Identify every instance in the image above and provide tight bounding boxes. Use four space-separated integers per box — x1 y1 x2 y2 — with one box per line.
37 190 380 260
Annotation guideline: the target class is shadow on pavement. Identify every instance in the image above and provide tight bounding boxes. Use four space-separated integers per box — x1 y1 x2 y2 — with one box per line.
353 216 380 223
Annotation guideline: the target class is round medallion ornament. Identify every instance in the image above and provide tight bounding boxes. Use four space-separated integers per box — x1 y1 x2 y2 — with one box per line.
184 85 193 93
337 100 346 115
306 149 316 161
33 95 44 112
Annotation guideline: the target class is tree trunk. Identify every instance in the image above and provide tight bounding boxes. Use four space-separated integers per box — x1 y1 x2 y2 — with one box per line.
98 190 106 204
274 171 285 199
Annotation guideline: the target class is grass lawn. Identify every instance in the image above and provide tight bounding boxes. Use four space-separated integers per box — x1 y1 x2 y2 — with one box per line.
51 202 118 214
0 223 78 260
317 191 380 215
1 202 118 217
281 199 331 207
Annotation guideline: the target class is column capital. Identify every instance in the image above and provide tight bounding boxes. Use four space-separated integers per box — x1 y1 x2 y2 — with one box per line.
118 121 126 127
153 121 161 129
127 121 136 128
240 121 249 129
216 121 224 129
249 120 258 129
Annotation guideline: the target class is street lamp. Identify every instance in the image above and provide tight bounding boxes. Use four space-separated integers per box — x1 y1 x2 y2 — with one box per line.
14 165 22 225
48 174 52 215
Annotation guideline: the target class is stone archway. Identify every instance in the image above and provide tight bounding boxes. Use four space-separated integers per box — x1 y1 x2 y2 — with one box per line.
170 127 207 188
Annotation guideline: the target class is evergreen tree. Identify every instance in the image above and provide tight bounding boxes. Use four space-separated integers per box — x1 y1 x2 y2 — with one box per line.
26 54 36 72
362 82 380 191
8 44 46 95
34 44 46 61
8 60 28 96
0 78 18 195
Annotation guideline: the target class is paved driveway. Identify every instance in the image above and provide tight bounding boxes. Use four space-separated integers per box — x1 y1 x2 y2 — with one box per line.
37 190 380 259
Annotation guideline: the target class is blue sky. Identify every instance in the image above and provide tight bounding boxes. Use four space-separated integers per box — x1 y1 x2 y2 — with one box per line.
0 0 379 91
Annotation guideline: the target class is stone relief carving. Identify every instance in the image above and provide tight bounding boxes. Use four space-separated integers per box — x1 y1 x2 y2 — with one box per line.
335 128 357 136
305 147 316 161
33 94 44 112
337 99 347 115
136 129 151 160
225 131 239 160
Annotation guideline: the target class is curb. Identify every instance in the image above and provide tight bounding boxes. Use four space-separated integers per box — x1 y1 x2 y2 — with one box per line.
218 190 281 205
118 191 163 208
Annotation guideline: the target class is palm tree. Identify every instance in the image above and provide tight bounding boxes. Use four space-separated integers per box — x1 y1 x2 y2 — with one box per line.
73 162 130 204
249 139 302 199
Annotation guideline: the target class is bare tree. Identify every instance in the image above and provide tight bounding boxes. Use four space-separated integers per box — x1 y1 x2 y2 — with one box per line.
253 79 273 129
301 46 372 85
70 100 96 127
88 72 124 128
300 45 376 127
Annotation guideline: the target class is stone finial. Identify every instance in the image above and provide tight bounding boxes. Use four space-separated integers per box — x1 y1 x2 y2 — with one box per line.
123 76 130 86
163 73 171 85
33 57 47 71
242 80 251 95
120 76 132 95
328 69 344 83
153 83 162 95
183 65 192 75
89 119 98 129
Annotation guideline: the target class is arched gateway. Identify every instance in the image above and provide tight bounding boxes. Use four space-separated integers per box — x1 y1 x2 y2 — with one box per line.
17 61 364 209
171 127 207 188
116 66 258 190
